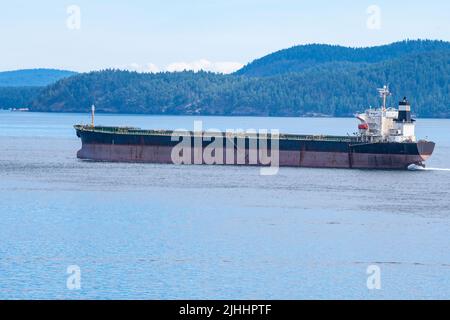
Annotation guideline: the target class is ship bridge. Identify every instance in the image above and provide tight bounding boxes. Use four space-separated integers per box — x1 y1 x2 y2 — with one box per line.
356 86 416 143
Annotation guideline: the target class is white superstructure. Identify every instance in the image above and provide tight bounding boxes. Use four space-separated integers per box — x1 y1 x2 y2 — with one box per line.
356 86 416 143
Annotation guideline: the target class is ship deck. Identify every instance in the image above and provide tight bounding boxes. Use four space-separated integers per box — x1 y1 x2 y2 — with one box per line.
74 125 361 143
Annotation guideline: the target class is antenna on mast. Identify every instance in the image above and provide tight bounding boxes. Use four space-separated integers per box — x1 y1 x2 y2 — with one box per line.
377 85 391 111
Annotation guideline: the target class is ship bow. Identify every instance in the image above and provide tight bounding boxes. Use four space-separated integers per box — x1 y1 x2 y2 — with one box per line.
417 140 435 162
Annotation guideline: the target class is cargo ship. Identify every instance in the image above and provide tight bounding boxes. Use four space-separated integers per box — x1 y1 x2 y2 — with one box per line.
75 87 435 170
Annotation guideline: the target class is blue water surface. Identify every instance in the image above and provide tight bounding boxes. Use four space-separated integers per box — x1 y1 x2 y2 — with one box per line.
1 111 450 299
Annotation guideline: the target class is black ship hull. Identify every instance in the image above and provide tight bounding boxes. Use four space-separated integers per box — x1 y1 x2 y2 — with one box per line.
75 126 435 170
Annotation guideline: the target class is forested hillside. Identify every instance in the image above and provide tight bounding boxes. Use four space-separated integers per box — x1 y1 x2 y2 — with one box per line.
0 87 43 109
235 39 450 77
0 69 76 109
31 43 450 117
4 40 450 118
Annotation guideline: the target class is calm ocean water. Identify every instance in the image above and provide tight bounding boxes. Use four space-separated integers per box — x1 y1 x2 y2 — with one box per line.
1 110 450 299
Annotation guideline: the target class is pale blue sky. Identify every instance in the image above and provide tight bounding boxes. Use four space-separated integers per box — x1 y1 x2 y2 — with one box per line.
1 0 449 72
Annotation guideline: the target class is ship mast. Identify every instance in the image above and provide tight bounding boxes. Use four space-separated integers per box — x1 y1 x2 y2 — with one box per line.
377 85 391 111
91 104 95 127
376 85 391 141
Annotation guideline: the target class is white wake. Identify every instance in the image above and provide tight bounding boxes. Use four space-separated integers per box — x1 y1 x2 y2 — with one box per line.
408 164 450 171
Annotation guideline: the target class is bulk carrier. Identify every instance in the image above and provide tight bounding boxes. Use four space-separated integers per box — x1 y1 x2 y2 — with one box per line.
75 87 435 170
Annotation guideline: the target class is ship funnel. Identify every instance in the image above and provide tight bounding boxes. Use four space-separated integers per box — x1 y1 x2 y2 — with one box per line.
397 97 412 123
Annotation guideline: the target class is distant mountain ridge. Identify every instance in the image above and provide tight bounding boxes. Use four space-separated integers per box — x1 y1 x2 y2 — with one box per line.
0 69 77 87
235 39 450 77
